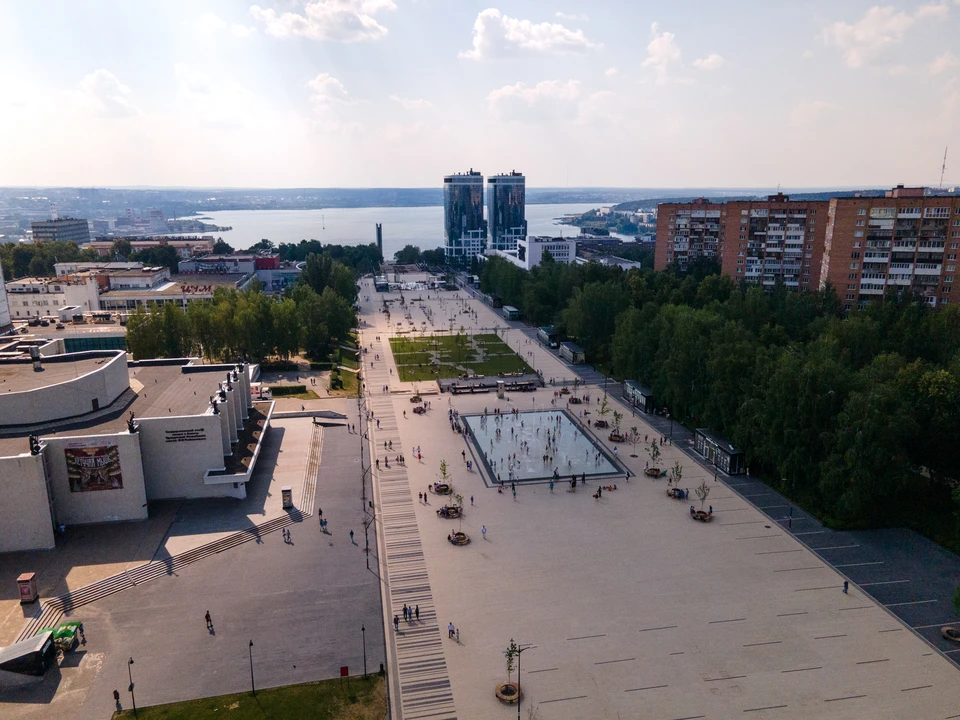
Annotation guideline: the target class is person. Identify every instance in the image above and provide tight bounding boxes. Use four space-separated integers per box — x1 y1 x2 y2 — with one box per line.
205 611 213 629
708 506 713 515
549 480 554 492
456 628 460 643
448 621 455 638
394 615 400 631
470 495 474 505
843 580 849 594
481 525 487 539
415 604 420 621
513 488 517 500
690 505 696 516
350 529 355 543
113 689 121 704
403 604 409 621
598 486 602 498
418 492 423 503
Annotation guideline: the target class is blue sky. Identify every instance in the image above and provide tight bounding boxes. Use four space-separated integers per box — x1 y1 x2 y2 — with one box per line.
0 0 958 188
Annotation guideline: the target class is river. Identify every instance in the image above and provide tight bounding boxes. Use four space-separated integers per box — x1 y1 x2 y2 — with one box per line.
190 204 618 257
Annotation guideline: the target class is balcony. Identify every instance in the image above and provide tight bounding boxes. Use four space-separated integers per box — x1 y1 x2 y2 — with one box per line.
914 264 943 275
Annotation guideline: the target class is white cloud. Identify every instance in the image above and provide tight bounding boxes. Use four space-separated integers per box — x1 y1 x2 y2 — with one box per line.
250 0 396 42
78 69 138 118
173 64 266 129
232 24 256 38
197 11 227 33
641 22 682 84
555 11 589 21
820 4 947 68
486 79 581 121
604 66 618 77
693 53 725 71
389 95 433 110
929 51 960 74
790 99 830 126
175 63 213 95
575 90 621 126
888 64 910 76
459 9 596 60
307 73 355 105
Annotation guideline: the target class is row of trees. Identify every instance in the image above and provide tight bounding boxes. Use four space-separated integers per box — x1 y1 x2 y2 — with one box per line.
126 245 370 363
0 240 99 279
480 254 960 540
393 244 446 266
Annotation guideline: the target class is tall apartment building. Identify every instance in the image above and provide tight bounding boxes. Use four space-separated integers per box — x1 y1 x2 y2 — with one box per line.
821 186 960 311
30 218 92 245
487 171 527 252
444 169 487 263
655 198 725 272
722 195 829 291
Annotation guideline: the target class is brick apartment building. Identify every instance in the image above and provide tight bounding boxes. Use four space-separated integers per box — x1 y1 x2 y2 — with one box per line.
656 194 828 291
820 186 960 311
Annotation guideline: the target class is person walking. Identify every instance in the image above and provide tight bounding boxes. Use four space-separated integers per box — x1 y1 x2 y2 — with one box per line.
843 580 849 594
415 605 420 621
350 530 355 544
448 621 455 638
456 628 460 643
481 525 487 540
513 488 517 500
394 615 400 632
205 611 213 629
403 604 409 621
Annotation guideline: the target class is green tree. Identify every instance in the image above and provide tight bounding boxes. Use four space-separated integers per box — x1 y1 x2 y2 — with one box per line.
213 238 235 254
272 297 301 359
250 239 276 252
111 238 133 260
394 245 422 264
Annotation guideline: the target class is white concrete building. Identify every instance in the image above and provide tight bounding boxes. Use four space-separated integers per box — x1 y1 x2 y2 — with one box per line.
492 236 577 271
0 265 11 332
0 351 272 552
4 274 101 320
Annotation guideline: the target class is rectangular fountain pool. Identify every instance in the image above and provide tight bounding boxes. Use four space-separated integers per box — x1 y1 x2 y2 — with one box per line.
462 410 621 484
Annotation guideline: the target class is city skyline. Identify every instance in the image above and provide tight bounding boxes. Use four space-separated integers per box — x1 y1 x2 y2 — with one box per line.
0 1 958 188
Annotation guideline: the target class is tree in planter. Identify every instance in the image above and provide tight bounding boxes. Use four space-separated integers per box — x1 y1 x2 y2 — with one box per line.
647 439 661 469
598 395 610 425
612 411 623 436
628 427 641 457
695 479 710 509
669 461 683 489
504 638 518 685
455 326 468 364
438 459 451 487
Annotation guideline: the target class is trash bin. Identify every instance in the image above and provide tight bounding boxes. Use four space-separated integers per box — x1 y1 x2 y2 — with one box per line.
17 573 38 604
496 381 505 399
281 486 293 509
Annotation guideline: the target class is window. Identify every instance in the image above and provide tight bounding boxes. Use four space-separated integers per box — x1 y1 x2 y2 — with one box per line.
858 209 867 216
851 252 861 259
856 220 865 227
846 294 855 300
849 273 858 279
854 241 862 248
854 231 864 237
946 276 954 283
847 284 856 290
737 259 745 265
948 265 956 271
924 207 950 218
741 210 748 215
949 254 958 260
849 263 860 269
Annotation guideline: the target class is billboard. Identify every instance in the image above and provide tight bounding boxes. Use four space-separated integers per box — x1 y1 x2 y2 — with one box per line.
65 445 123 492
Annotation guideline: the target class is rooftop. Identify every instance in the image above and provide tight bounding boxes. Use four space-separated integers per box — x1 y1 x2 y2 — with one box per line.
0 363 226 456
99 274 251 297
0 356 108 393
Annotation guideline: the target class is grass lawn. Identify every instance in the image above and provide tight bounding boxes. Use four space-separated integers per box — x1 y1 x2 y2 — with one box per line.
328 369 360 398
389 335 532 382
113 674 385 720
267 387 321 401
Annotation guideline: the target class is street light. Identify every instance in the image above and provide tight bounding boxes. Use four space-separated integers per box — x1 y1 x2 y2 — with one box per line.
127 657 138 719
362 625 367 676
515 644 536 720
249 640 256 695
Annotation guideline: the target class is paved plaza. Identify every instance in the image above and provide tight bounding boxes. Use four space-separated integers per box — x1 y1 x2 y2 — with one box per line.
358 279 960 720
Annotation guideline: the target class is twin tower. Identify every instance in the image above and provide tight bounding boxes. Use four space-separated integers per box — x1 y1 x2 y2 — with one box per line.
443 169 527 263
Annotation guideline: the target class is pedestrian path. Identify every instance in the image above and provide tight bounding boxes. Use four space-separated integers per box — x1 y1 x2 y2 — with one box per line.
366 338 457 720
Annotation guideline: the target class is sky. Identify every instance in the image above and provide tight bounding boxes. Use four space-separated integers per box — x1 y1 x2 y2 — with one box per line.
0 0 958 189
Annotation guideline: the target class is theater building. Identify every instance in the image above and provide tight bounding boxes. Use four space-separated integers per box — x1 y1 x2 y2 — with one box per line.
0 349 273 553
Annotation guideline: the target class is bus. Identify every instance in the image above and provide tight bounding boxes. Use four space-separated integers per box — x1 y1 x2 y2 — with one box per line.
502 306 519 321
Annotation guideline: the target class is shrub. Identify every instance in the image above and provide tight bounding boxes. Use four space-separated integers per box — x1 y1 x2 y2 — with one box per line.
269 384 308 396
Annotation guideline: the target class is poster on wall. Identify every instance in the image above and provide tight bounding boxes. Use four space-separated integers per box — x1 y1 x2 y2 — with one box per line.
65 445 123 492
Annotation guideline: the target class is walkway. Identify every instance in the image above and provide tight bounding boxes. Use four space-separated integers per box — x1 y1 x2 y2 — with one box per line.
366 337 457 720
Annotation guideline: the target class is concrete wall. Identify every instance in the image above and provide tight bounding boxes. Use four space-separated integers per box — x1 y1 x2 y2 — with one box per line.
137 414 226 500
0 264 11 330
0 453 55 552
43 432 148 526
0 351 128 427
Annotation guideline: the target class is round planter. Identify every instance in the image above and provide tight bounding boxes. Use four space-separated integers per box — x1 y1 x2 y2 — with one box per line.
495 682 521 704
448 531 470 546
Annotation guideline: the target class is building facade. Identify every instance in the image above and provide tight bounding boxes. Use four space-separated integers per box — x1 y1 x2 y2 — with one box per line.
487 171 526 252
444 169 487 262
4 275 101 319
721 195 829 291
0 265 10 332
821 186 960 311
492 236 576 271
655 198 725 272
87 236 215 259
30 218 91 245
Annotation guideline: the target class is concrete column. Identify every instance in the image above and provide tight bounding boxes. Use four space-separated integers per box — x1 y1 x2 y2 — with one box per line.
218 404 231 455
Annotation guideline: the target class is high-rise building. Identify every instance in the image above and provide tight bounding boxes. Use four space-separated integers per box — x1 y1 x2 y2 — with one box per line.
30 218 92 245
820 186 960 311
444 169 487 263
655 198 725 272
721 194 829 291
488 171 527 252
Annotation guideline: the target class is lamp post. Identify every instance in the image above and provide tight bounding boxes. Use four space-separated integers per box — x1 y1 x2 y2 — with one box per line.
249 640 255 695
516 644 536 720
362 625 367 676
127 657 138 719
